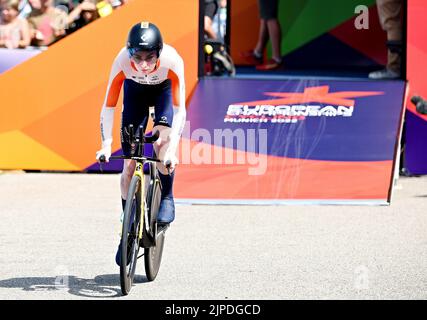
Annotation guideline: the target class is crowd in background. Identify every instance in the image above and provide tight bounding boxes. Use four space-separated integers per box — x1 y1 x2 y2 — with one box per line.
2 0 228 49
0 0 129 49
204 0 226 42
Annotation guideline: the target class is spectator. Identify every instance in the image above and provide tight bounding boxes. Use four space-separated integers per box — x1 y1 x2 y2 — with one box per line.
0 0 31 48
369 0 403 79
212 0 226 42
18 0 34 18
66 0 98 34
54 0 73 9
411 96 427 115
109 0 122 9
204 0 218 39
94 0 112 17
241 0 283 71
27 0 68 46
54 0 69 10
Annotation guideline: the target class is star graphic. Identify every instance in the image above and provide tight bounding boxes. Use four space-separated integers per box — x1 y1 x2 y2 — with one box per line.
235 86 384 107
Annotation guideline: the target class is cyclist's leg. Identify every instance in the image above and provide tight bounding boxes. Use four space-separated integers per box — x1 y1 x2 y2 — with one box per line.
116 80 150 265
153 125 174 174
152 124 175 223
152 79 174 173
121 159 136 202
120 79 150 204
152 80 175 224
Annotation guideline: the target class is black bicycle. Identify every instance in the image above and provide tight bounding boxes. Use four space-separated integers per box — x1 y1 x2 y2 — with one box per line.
100 124 170 295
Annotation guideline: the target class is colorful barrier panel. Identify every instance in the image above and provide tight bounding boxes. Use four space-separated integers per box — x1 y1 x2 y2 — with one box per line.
174 78 406 204
0 48 43 74
230 0 386 71
0 0 199 171
404 0 427 175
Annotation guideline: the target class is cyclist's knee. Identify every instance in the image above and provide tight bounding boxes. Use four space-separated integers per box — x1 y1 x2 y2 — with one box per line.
153 125 170 148
121 170 133 182
122 160 135 180
154 138 166 149
157 163 174 175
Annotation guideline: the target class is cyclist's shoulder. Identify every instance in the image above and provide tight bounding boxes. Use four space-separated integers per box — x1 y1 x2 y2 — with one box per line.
115 47 128 60
162 44 183 60
160 44 184 67
110 47 128 65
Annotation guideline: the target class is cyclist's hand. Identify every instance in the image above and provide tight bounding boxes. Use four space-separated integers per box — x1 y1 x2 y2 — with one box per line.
96 146 111 163
163 152 178 170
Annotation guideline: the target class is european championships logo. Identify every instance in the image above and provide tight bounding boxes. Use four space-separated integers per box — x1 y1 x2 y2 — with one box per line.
224 86 384 124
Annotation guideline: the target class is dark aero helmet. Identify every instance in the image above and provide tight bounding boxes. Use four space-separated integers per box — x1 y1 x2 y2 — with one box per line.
127 22 163 58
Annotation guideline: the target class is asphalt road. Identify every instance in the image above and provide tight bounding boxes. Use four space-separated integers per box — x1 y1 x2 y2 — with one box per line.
0 171 426 300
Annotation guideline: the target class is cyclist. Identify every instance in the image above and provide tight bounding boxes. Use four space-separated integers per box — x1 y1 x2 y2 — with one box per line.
95 22 186 263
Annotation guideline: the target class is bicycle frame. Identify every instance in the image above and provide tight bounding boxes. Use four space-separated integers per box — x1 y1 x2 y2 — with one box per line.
104 125 166 249
134 161 146 241
110 154 160 247
101 125 167 293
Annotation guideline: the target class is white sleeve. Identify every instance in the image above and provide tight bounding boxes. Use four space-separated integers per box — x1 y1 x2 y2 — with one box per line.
100 106 115 148
100 51 125 148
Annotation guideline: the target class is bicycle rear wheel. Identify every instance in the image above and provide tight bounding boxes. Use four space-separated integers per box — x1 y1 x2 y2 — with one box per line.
144 176 165 281
120 175 142 295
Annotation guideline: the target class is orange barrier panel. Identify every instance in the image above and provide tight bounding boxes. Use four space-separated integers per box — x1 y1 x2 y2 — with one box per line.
230 0 259 65
0 0 199 170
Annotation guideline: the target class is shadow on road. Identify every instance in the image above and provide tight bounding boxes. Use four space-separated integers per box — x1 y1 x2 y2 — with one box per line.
0 274 149 298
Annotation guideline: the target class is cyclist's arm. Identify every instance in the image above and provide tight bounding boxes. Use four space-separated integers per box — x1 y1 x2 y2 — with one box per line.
167 53 186 156
100 53 126 150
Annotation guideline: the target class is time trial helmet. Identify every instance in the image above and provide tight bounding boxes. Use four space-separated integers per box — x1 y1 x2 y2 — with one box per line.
127 21 163 58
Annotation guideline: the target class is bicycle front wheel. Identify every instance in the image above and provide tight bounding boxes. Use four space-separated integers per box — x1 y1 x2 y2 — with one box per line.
144 177 165 281
120 175 142 295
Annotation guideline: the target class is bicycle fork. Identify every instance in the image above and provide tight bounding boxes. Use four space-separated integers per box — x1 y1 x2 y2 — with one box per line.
134 162 147 241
